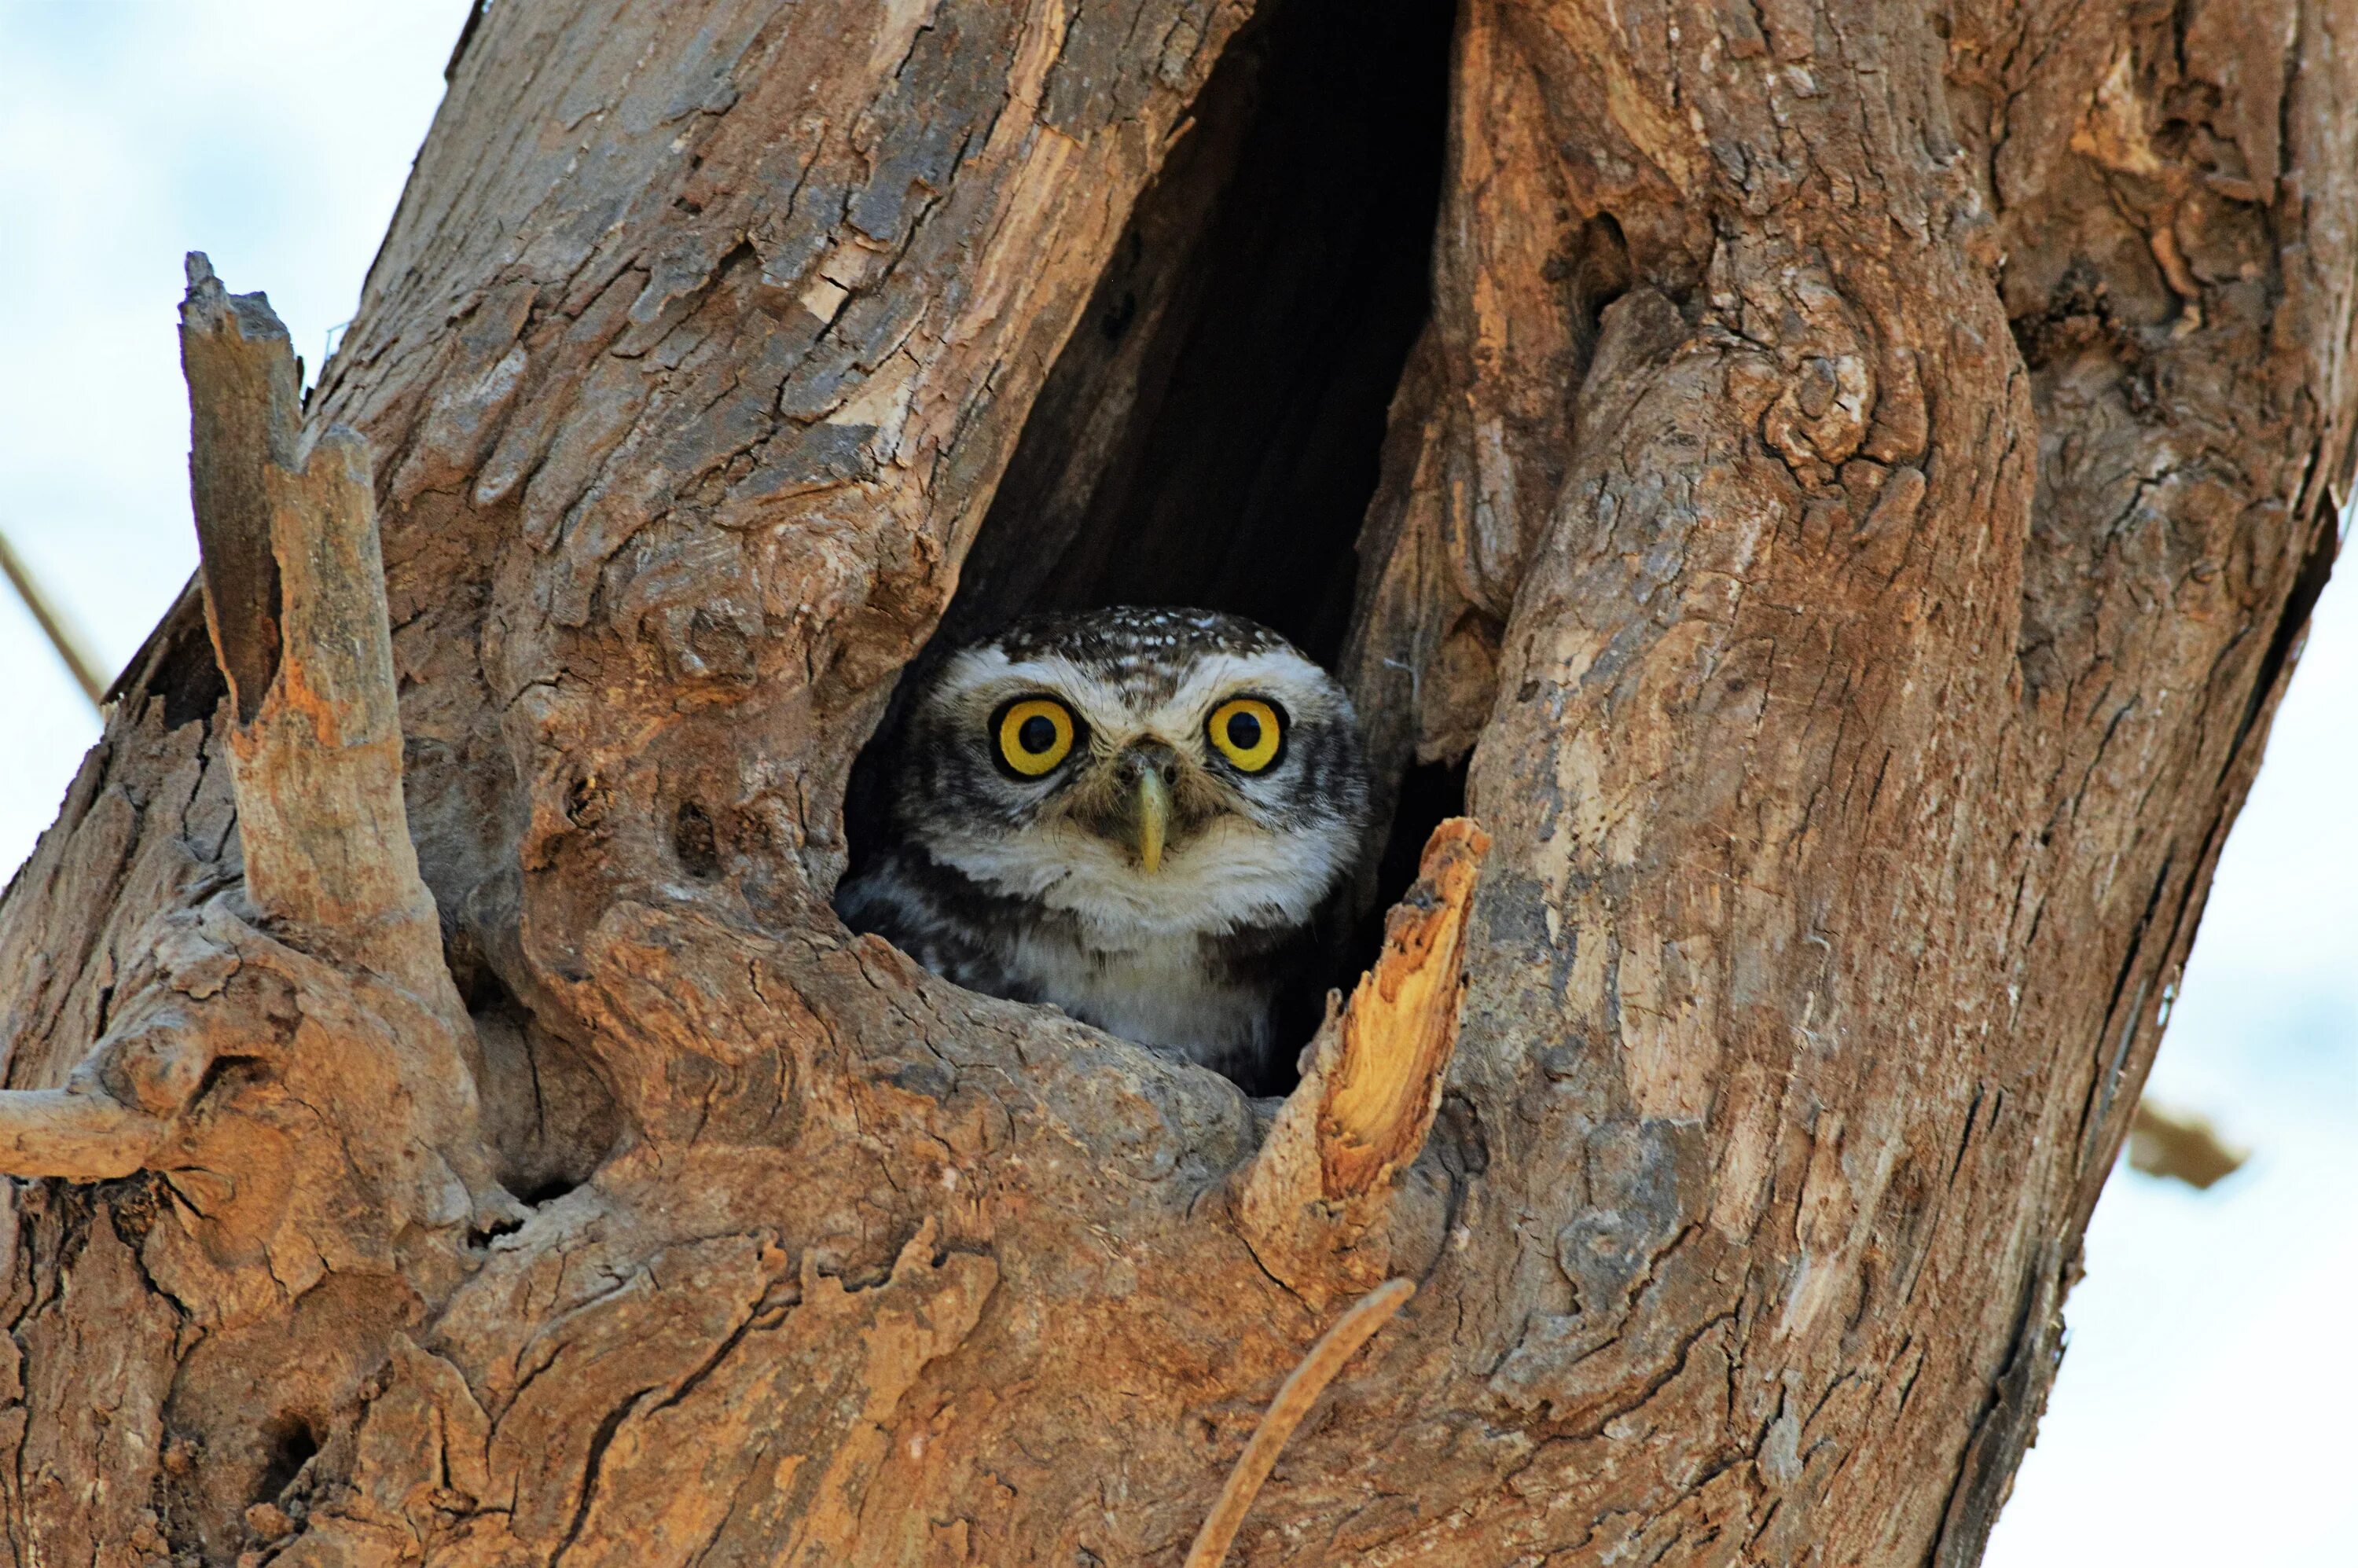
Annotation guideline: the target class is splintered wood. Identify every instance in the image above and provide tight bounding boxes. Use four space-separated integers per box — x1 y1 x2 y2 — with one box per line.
1318 818 1489 1197
1237 817 1488 1301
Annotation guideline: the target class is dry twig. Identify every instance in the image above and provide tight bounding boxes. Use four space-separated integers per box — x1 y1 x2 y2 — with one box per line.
1182 1276 1416 1568
0 523 107 707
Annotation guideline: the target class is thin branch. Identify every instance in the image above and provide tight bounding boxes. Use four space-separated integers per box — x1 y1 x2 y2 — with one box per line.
0 525 107 709
1183 1277 1416 1568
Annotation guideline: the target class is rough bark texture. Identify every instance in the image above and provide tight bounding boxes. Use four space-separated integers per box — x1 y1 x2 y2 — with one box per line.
0 1 2348 1565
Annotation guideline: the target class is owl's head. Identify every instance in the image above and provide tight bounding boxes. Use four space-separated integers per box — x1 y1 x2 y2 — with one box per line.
887 608 1371 935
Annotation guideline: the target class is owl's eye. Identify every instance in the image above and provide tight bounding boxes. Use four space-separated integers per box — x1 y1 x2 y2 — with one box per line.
994 697 1077 777
1207 696 1284 773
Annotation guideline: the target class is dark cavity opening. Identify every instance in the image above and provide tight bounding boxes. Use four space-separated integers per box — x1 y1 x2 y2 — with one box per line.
938 0 1452 663
105 579 229 727
443 952 625 1206
253 1416 319 1505
1348 755 1469 962
673 799 722 879
843 0 1454 1090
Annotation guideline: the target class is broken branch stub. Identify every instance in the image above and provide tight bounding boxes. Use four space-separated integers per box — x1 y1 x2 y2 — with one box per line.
0 261 504 1234
1237 817 1489 1300
0 1087 165 1183
179 252 446 994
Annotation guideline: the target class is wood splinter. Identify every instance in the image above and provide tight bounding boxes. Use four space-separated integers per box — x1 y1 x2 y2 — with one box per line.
1236 817 1489 1299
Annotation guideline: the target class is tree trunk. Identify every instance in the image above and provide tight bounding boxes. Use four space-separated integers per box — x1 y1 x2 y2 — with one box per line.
0 0 2345 1563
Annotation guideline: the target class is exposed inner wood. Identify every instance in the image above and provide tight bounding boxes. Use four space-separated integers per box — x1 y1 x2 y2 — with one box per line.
1318 819 1487 1197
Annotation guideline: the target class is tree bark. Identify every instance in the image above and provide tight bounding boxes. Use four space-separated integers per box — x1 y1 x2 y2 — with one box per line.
0 1 2346 1564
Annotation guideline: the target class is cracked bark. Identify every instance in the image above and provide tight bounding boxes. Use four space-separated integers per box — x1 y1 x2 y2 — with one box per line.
0 0 2348 1564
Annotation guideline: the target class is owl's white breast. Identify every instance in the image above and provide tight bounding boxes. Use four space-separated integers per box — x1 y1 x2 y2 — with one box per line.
1005 929 1269 1064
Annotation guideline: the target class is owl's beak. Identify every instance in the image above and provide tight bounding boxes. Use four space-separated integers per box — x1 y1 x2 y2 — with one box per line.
1111 743 1176 873
1133 767 1170 874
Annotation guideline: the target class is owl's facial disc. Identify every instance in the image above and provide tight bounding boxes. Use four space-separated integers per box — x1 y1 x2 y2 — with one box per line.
896 611 1370 935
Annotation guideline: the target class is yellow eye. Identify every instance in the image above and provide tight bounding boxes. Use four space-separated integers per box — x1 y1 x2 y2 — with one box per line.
996 697 1076 777
1207 697 1284 772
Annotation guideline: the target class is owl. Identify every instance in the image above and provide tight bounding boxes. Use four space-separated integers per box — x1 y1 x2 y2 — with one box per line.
836 607 1371 1085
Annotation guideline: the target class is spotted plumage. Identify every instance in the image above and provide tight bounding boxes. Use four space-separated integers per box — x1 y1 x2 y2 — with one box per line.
836 607 1371 1085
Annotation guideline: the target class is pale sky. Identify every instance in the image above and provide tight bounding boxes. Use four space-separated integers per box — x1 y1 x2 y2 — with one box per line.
0 5 2350 1561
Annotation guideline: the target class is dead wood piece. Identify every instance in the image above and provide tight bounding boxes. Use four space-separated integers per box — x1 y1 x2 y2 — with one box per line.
182 252 294 728
179 252 446 994
0 928 241 1183
4 998 240 1180
1237 818 1488 1298
1183 1276 1416 1568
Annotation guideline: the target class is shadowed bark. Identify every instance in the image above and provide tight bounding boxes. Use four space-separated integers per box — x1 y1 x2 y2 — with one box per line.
0 1 2347 1564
